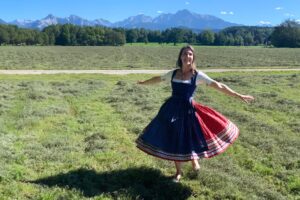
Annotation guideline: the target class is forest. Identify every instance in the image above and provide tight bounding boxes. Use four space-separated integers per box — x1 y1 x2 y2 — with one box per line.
0 20 299 47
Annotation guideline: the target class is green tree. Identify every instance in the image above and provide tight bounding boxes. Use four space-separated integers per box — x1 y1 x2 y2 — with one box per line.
234 35 244 46
244 32 254 46
137 28 149 43
76 28 89 45
147 30 162 43
104 29 125 46
43 25 61 45
56 24 71 45
214 32 227 45
166 28 184 45
94 27 105 45
200 30 215 45
217 26 273 46
0 27 9 44
183 30 196 44
226 34 235 45
85 26 97 45
271 19 300 47
126 29 139 43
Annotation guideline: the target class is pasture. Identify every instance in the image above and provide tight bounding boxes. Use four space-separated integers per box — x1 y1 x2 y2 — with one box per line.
0 71 299 199
0 45 300 69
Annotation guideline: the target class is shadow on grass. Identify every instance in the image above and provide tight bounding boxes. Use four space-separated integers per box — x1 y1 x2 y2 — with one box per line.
28 167 192 199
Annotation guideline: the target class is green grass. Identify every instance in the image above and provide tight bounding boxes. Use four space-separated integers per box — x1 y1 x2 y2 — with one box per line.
0 46 300 70
124 42 189 47
0 72 299 199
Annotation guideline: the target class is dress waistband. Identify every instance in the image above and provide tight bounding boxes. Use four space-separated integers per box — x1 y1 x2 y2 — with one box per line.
171 95 193 102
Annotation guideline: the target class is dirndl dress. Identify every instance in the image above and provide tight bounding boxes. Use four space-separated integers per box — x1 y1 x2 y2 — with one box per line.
136 70 239 161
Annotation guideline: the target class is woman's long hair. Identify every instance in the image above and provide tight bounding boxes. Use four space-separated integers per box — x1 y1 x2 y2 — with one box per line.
176 45 197 73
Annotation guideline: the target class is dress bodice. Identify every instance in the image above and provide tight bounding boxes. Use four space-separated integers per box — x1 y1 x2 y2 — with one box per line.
171 70 198 101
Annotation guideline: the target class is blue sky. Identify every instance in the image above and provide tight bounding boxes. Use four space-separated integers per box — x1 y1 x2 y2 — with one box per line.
1 0 299 26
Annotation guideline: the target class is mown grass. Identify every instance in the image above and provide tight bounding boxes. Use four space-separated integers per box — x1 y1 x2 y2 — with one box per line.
0 71 299 199
0 45 300 70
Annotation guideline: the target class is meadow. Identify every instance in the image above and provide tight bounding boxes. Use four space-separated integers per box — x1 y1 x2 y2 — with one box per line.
0 45 300 69
0 71 299 199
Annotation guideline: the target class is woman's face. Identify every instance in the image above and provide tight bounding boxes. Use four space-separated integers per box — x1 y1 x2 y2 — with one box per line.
180 48 194 67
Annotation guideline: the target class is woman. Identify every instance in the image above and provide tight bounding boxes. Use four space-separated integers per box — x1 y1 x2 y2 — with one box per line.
136 45 254 182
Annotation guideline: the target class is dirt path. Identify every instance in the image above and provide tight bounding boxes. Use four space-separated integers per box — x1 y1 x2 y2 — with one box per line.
0 68 299 75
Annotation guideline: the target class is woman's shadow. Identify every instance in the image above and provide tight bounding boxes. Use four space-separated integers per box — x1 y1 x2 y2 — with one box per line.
28 166 192 199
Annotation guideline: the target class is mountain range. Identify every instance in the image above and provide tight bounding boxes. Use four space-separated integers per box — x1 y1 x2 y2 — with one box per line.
0 19 6 24
0 9 241 31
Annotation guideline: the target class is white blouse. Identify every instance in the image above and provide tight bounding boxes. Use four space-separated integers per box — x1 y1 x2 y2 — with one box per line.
161 70 214 85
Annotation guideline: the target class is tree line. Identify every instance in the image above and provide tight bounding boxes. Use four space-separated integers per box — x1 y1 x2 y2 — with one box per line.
0 20 299 47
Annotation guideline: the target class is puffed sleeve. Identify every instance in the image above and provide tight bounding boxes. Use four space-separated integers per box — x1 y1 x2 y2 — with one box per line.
160 70 174 82
196 71 214 85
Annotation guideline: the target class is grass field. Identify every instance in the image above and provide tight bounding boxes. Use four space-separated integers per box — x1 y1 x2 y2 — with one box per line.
1 45 300 70
0 71 299 199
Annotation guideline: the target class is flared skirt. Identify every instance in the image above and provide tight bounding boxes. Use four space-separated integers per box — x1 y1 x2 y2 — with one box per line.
136 99 239 161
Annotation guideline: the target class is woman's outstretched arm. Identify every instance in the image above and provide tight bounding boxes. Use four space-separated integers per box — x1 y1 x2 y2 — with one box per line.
209 81 254 103
137 76 162 85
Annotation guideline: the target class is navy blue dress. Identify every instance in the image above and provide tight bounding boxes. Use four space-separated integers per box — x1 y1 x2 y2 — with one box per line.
136 70 239 161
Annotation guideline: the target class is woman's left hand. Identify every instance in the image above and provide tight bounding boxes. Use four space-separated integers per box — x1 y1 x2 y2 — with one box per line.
238 94 255 103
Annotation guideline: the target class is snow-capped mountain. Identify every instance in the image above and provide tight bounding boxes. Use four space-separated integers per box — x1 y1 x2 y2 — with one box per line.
10 14 110 29
5 9 241 31
152 9 238 30
114 14 153 28
92 19 112 27
111 9 240 31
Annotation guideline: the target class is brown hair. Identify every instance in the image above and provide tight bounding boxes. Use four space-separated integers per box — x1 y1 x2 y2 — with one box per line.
176 45 197 71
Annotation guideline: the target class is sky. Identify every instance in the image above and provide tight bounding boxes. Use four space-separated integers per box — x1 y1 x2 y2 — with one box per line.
1 0 299 26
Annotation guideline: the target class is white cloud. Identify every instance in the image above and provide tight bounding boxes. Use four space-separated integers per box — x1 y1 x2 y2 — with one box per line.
157 11 163 14
259 21 271 25
220 11 234 15
185 2 190 5
296 19 300 23
275 7 283 10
